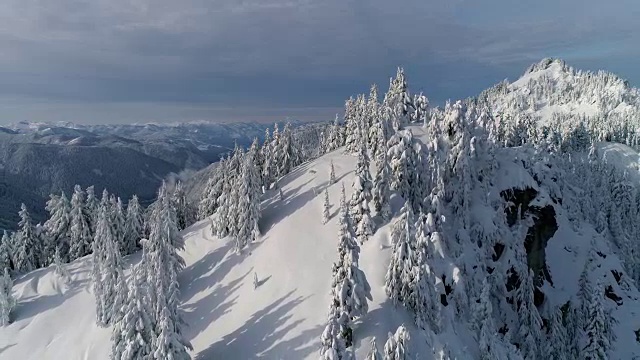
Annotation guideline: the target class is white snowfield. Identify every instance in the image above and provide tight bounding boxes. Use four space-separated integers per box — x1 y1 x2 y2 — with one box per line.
3 125 640 359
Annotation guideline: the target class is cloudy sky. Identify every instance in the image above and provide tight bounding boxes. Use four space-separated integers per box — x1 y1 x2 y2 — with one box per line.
0 0 638 124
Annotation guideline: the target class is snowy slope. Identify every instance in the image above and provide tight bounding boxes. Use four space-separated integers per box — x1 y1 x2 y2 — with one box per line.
1 145 462 359
4 124 640 359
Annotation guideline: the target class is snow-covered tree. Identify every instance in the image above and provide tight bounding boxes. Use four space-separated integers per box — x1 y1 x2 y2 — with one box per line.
110 196 127 255
92 204 125 327
372 139 392 222
383 325 410 360
69 185 93 260
516 269 543 360
44 192 72 263
144 182 191 357
320 307 350 360
53 246 70 283
234 145 262 252
261 128 274 189
366 337 382 360
124 195 144 255
387 130 418 209
85 185 100 234
172 180 193 230
582 279 610 360
323 189 331 224
15 204 40 272
111 263 156 360
385 201 414 305
323 183 371 354
350 142 374 243
0 268 15 326
0 231 10 273
544 307 569 360
198 158 227 219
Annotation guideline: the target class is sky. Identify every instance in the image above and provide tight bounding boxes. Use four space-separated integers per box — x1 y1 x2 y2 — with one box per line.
0 0 639 124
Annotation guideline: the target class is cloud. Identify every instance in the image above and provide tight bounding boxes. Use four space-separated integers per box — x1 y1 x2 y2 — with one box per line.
0 0 638 123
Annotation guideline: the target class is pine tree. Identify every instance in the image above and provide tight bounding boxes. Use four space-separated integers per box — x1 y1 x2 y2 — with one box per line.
350 142 374 243
172 181 190 231
124 195 144 255
323 189 331 224
15 204 39 272
383 325 410 360
234 146 262 252
53 246 70 283
544 307 569 360
261 128 274 189
372 140 392 222
366 337 382 360
320 306 350 360
0 231 10 273
144 182 191 357
44 192 72 263
111 264 155 360
92 204 125 326
385 202 414 305
85 185 100 234
582 279 610 360
198 157 227 219
109 196 127 255
0 268 15 326
516 269 543 360
70 185 93 260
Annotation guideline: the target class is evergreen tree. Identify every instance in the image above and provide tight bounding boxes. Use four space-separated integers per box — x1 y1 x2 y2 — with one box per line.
15 204 39 272
261 128 274 189
70 185 93 260
110 196 127 255
44 192 72 263
144 182 191 357
198 157 227 219
366 337 382 360
383 325 410 360
172 180 189 231
372 140 392 222
0 268 15 326
0 231 11 273
85 185 100 234
53 246 70 283
385 201 414 305
544 307 569 360
320 306 350 360
92 205 125 326
582 279 610 360
350 142 374 243
323 189 331 224
516 269 543 360
111 264 156 360
234 146 262 252
124 195 144 255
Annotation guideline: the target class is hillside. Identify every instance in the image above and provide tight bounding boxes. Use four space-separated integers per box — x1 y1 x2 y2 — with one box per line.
2 122 640 359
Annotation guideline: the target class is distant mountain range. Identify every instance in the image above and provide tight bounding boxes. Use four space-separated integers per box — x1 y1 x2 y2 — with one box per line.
0 120 301 230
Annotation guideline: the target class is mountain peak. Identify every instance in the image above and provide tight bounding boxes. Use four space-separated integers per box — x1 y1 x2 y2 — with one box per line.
524 57 568 75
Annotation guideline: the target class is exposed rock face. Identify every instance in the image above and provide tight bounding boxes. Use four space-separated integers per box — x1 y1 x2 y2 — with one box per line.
501 187 559 306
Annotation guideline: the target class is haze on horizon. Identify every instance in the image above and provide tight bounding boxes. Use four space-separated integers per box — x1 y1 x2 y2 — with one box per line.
0 0 638 125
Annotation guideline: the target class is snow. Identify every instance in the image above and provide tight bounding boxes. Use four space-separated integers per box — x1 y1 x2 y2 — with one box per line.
597 142 640 181
0 148 456 360
4 122 640 358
